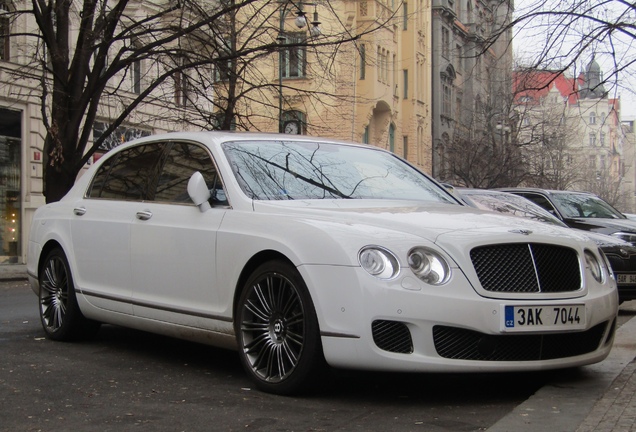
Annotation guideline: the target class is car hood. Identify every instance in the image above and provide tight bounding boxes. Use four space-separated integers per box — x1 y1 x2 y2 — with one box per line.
253 199 586 245
564 217 636 234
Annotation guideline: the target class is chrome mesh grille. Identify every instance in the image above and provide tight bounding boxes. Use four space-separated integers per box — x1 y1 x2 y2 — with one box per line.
470 243 581 293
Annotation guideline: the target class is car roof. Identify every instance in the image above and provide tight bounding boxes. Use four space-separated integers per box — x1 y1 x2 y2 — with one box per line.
497 187 596 197
113 131 367 150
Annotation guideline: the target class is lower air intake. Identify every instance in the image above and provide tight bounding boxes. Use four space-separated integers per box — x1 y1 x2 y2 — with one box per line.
372 320 413 354
433 322 608 361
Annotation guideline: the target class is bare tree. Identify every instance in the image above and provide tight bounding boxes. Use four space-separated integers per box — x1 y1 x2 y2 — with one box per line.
439 90 526 189
5 0 386 203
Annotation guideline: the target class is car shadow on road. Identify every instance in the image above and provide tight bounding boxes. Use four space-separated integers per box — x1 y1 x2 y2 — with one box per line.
81 323 562 406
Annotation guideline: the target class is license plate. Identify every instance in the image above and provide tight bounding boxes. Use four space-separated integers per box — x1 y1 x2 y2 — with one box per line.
617 274 636 285
502 305 586 332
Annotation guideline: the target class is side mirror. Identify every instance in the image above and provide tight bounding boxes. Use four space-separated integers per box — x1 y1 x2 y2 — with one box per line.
188 171 211 212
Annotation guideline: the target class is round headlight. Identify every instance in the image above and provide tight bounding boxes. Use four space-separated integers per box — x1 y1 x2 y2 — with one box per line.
359 246 399 279
584 249 604 283
408 247 451 285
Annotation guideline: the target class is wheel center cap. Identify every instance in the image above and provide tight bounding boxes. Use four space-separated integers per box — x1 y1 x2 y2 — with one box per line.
273 319 285 340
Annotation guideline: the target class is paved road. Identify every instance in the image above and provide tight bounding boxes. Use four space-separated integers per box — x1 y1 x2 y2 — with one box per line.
1 280 635 432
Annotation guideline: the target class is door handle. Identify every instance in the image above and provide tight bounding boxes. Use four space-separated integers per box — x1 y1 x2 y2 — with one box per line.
136 210 153 221
73 207 86 216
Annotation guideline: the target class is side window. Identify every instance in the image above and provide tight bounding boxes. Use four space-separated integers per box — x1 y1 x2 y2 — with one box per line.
88 143 165 200
519 193 559 216
154 142 226 205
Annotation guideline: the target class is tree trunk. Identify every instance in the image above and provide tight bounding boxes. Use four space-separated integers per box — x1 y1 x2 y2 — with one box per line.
44 165 77 204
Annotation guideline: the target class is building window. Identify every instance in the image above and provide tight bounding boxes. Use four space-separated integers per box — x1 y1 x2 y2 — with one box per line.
589 155 596 168
214 36 233 82
362 125 369 143
589 133 596 146
600 132 605 146
0 1 10 61
281 32 306 78
130 41 142 94
441 27 450 58
174 71 189 107
403 69 408 99
377 48 389 83
403 2 408 30
442 83 451 117
359 44 366 80
589 112 596 124
403 135 408 159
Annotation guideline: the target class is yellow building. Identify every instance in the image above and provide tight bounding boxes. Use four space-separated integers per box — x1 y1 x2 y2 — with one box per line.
233 0 433 172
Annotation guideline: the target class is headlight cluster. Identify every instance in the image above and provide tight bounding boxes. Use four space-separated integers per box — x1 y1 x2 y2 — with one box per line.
407 247 451 285
359 246 399 279
611 231 636 245
584 249 605 283
358 245 451 285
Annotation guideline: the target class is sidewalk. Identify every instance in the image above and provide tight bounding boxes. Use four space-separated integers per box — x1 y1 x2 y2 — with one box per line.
0 264 27 281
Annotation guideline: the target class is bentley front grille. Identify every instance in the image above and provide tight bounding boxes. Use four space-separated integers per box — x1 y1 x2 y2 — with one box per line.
470 243 581 293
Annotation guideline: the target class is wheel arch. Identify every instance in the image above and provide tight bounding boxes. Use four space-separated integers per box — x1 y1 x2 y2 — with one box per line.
232 249 296 322
37 240 65 282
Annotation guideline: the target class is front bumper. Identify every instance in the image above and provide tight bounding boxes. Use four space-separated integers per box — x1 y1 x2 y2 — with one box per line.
300 264 618 372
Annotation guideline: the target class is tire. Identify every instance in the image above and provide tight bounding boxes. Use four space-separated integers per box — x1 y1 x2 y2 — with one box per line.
236 260 323 395
39 248 100 341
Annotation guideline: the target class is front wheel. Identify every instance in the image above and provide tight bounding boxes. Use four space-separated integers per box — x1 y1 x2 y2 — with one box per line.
236 261 323 395
39 248 100 341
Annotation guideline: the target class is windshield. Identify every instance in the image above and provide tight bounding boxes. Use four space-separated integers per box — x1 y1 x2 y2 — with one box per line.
551 192 626 219
223 140 456 203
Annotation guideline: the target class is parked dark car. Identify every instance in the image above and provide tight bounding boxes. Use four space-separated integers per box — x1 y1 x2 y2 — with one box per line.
459 188 636 303
498 188 636 245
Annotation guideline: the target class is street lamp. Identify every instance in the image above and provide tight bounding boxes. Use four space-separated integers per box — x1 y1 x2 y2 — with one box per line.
493 113 511 148
278 2 320 133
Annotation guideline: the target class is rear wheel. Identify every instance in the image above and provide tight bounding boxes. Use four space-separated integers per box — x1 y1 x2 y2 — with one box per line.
39 248 100 341
236 260 323 395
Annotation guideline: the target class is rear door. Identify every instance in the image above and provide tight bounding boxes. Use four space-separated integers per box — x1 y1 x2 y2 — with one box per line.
70 142 166 314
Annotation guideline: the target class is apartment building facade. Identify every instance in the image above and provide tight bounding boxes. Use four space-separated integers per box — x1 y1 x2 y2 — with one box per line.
512 58 633 209
431 0 514 180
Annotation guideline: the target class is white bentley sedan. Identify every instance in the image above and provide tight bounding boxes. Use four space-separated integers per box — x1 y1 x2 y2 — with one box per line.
27 132 618 394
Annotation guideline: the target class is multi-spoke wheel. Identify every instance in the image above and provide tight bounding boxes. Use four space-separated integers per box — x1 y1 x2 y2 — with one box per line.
39 248 100 341
236 260 323 394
